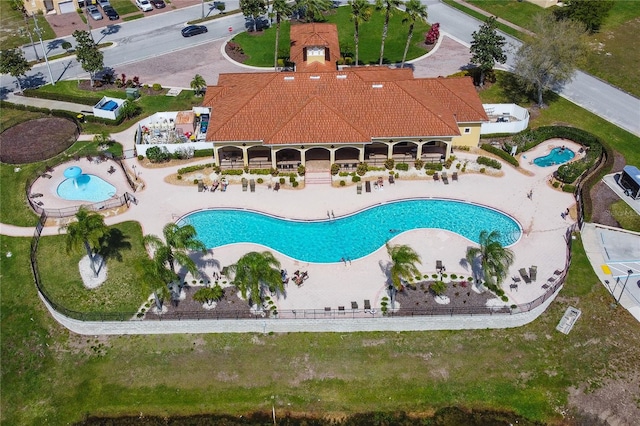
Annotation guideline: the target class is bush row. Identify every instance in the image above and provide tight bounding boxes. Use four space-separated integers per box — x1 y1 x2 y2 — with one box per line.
480 144 519 167
476 156 502 170
22 88 104 106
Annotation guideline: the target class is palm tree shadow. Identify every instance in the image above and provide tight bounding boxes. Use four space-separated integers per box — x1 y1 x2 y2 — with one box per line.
190 251 221 283
98 228 132 262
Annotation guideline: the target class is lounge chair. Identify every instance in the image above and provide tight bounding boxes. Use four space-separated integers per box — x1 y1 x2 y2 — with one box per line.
108 166 116 174
198 182 204 192
364 300 371 312
351 301 358 310
250 179 256 192
436 260 443 272
324 307 331 315
365 181 371 192
509 283 518 291
389 174 395 184
357 182 362 194
338 306 345 315
242 178 248 192
442 171 449 185
519 268 532 284
30 193 43 198
512 276 522 284
553 269 562 276
529 265 537 281
433 172 439 181
274 182 280 191
452 171 458 181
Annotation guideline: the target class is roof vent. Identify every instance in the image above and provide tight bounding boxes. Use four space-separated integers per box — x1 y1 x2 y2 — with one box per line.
336 75 347 79
284 76 295 81
372 84 383 89
310 75 320 80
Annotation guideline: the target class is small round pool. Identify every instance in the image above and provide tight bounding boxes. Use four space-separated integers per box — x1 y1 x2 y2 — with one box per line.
57 174 117 202
533 147 575 167
179 199 522 263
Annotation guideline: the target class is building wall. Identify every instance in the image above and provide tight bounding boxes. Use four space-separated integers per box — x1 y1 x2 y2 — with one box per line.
23 0 81 15
452 123 482 148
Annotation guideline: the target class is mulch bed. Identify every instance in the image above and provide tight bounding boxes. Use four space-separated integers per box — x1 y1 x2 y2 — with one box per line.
0 117 78 164
394 281 500 315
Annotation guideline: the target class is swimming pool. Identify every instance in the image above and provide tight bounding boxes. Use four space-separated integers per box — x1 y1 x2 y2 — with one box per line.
57 174 117 202
533 147 575 167
179 199 522 263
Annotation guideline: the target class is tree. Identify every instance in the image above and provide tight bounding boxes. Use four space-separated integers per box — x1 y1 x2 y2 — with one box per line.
349 0 372 66
296 0 332 22
190 74 206 96
470 16 507 87
513 14 586 106
140 258 175 310
376 0 403 65
143 223 206 278
386 242 421 290
273 0 293 68
240 0 267 32
226 251 283 305
215 1 226 14
117 100 141 120
553 0 614 34
0 49 31 93
465 230 514 288
193 285 224 305
73 30 104 87
400 0 428 68
60 207 110 277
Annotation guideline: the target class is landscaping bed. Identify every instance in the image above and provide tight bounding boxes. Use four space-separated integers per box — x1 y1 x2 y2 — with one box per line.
0 117 78 164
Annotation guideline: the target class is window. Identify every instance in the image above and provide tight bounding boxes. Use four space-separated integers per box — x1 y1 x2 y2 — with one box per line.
464 128 471 134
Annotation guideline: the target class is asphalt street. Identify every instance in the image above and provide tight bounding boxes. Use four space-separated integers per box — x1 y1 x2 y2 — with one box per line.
1 0 638 136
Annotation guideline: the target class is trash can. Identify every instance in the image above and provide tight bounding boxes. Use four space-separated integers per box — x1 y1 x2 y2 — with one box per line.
76 113 85 123
125 87 140 100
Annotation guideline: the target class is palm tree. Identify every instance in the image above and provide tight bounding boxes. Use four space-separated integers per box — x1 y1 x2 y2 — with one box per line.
400 0 428 68
349 0 372 66
376 0 403 65
386 242 421 290
190 74 206 96
143 223 206 277
296 0 332 22
60 207 110 277
273 0 293 68
226 251 283 305
466 230 515 288
140 257 175 310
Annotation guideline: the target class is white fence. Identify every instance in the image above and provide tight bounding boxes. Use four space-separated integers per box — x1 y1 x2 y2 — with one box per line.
481 104 530 135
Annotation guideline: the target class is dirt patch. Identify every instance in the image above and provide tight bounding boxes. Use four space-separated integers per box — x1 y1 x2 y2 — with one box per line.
225 42 249 63
0 117 78 164
588 150 627 227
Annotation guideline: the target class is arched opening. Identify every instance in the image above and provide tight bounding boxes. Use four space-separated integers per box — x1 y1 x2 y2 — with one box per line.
392 141 418 161
218 146 243 169
334 146 360 171
305 147 331 172
422 141 447 163
275 148 301 170
364 142 388 166
247 146 272 168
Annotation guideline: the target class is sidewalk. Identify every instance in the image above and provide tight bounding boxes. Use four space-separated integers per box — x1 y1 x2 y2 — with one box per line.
4 92 91 114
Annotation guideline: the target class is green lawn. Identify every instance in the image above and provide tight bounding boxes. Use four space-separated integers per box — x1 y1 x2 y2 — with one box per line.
0 3 56 50
466 0 548 32
610 200 640 232
3 230 639 425
233 7 430 66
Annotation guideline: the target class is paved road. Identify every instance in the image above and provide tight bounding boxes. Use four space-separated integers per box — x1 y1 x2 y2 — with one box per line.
1 0 639 136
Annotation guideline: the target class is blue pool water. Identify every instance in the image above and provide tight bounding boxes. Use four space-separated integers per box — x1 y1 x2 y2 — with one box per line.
179 199 522 263
533 147 575 167
57 174 117 202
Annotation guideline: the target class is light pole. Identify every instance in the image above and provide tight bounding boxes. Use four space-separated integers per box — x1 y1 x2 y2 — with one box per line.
21 17 40 61
32 14 55 86
616 269 634 304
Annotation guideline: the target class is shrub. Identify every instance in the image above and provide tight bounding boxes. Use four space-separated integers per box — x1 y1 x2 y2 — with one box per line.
270 168 279 176
356 162 368 176
413 159 424 170
425 22 440 44
257 178 264 184
137 155 143 161
178 163 216 174
480 167 486 174
279 177 285 184
292 181 299 187
248 168 271 175
152 83 162 91
352 175 361 183
338 171 349 177
477 156 502 170
384 158 395 170
339 180 346 186
177 175 182 180
425 169 435 176
553 181 560 188
556 161 584 184
562 184 576 193
395 162 409 171
193 179 198 184
289 175 296 183
431 274 438 279
430 280 447 296
331 163 340 175
424 163 443 171
480 144 519 167
146 146 170 163
297 165 305 176
221 169 244 175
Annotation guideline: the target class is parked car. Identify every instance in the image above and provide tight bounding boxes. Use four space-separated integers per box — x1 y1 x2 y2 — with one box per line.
181 25 208 37
97 0 110 8
150 0 166 8
135 0 153 12
86 5 103 20
102 5 119 20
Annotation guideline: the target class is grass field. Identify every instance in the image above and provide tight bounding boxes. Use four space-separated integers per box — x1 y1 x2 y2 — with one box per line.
233 7 430 67
2 229 639 425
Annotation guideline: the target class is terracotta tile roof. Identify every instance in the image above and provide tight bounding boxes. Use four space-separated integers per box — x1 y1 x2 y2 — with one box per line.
290 23 340 72
202 69 488 145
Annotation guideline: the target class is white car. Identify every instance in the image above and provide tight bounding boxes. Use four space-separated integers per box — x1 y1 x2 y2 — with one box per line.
135 0 153 12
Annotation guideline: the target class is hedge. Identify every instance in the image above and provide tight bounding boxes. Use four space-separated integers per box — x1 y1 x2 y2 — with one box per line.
480 144 519 167
177 163 216 175
395 162 409 171
221 169 244 175
22 89 104 106
477 156 502 170
423 163 443 171
194 149 213 158
248 169 272 175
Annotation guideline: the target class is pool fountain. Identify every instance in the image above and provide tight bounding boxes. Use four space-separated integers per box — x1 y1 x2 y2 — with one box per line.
63 166 83 188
